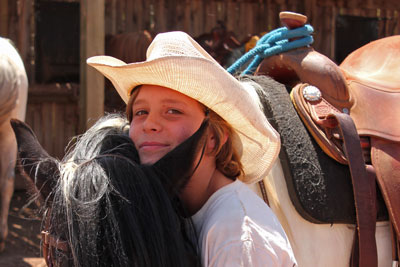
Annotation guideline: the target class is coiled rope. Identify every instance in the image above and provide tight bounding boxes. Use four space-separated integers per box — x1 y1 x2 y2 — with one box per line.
227 25 314 75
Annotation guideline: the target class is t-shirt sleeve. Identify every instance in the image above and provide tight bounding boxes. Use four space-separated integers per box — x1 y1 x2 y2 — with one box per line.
208 240 297 267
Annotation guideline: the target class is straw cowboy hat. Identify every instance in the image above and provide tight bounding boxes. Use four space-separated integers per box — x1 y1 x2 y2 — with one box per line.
87 31 280 184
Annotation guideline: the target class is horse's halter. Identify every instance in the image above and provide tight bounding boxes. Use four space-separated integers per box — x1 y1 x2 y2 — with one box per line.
41 207 69 267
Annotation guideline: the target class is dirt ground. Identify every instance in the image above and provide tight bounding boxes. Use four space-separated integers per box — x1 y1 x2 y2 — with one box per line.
0 189 45 267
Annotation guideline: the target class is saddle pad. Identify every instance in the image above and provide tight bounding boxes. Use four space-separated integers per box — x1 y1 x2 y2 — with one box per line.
252 75 388 224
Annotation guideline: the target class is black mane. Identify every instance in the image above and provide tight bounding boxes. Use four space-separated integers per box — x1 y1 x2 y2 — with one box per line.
13 114 205 267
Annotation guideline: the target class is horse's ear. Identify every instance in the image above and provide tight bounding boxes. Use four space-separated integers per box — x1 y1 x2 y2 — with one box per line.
10 119 59 201
153 119 209 194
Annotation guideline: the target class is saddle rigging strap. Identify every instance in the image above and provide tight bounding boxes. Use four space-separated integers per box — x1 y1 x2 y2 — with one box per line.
327 113 378 267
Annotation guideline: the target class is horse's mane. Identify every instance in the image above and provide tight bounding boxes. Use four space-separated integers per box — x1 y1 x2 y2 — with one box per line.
47 114 198 267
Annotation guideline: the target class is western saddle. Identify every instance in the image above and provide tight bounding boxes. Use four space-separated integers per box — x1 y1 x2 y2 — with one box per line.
256 12 400 267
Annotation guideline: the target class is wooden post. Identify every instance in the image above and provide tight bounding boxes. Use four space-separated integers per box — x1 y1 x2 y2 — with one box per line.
0 0 8 36
80 0 105 132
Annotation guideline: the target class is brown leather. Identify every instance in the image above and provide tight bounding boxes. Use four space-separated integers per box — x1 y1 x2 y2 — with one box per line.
257 180 270 206
257 36 400 143
42 208 69 266
340 36 400 92
371 140 400 238
280 12 307 29
342 35 400 142
256 47 351 109
255 31 400 267
345 80 400 142
291 83 347 164
328 113 378 267
371 140 400 264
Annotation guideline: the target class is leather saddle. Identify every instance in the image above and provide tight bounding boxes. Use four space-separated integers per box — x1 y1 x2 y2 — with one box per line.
255 12 400 267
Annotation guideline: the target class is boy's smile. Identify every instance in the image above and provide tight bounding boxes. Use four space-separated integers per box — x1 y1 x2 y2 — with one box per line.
129 84 206 164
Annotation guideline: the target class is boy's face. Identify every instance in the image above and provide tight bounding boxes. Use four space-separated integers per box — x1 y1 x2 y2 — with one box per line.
129 85 206 165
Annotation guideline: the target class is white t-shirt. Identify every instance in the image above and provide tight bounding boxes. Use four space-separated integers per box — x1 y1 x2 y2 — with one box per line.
192 179 297 267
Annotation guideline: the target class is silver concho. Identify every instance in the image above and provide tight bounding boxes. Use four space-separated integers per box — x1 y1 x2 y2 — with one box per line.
302 85 322 102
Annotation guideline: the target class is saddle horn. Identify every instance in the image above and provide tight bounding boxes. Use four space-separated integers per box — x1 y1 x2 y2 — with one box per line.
10 119 59 202
255 12 351 111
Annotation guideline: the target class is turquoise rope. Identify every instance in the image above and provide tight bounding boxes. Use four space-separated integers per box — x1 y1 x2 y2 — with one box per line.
227 25 314 75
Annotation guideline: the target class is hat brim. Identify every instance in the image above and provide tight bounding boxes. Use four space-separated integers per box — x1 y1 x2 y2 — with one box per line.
87 55 280 184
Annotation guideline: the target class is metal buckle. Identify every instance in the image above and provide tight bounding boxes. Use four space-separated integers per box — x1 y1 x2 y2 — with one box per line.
41 231 51 266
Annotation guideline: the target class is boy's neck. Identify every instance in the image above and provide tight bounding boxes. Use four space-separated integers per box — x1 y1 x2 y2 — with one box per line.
180 161 234 215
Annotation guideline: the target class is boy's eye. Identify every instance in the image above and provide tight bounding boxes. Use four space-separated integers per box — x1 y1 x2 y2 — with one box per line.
134 110 148 116
167 109 182 114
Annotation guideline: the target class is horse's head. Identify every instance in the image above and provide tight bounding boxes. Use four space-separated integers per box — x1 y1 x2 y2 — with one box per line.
10 119 72 266
11 114 203 267
10 119 59 202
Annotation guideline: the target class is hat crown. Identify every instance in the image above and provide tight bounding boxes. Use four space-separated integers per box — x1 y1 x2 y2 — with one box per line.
146 31 216 62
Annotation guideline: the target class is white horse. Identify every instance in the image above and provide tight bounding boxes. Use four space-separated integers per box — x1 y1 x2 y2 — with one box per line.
243 72 392 266
0 37 28 251
250 162 391 267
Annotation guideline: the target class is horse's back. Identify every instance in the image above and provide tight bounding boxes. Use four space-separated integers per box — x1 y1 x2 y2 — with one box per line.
0 37 28 122
249 161 392 267
244 74 392 267
0 37 28 251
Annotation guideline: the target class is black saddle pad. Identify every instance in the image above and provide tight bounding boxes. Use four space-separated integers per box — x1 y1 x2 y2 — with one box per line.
249 75 388 224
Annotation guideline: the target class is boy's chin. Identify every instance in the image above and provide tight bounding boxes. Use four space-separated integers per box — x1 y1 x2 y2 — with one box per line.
139 153 168 165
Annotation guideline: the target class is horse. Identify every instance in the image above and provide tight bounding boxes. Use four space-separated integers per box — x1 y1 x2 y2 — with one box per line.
11 114 206 266
194 21 250 68
237 12 397 267
104 31 154 112
246 74 392 267
0 37 28 252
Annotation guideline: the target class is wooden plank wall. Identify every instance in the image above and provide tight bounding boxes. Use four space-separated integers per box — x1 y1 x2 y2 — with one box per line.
314 0 400 60
105 0 400 59
4 0 399 78
26 84 79 159
2 0 400 159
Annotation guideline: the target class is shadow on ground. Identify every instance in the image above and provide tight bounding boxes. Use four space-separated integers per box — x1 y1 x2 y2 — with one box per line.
0 190 45 267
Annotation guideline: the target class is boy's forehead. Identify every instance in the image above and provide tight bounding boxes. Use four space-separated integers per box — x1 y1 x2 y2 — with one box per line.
135 84 201 105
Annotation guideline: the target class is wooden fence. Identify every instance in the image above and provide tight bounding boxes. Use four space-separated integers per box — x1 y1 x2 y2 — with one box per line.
25 83 79 159
2 0 400 158
104 0 400 59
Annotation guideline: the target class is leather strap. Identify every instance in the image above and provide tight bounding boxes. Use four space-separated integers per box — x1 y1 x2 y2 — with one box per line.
258 180 270 206
371 140 400 264
291 84 347 164
42 208 69 266
327 113 377 267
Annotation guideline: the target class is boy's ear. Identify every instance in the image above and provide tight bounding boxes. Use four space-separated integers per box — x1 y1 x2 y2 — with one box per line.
10 119 59 203
206 127 228 154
